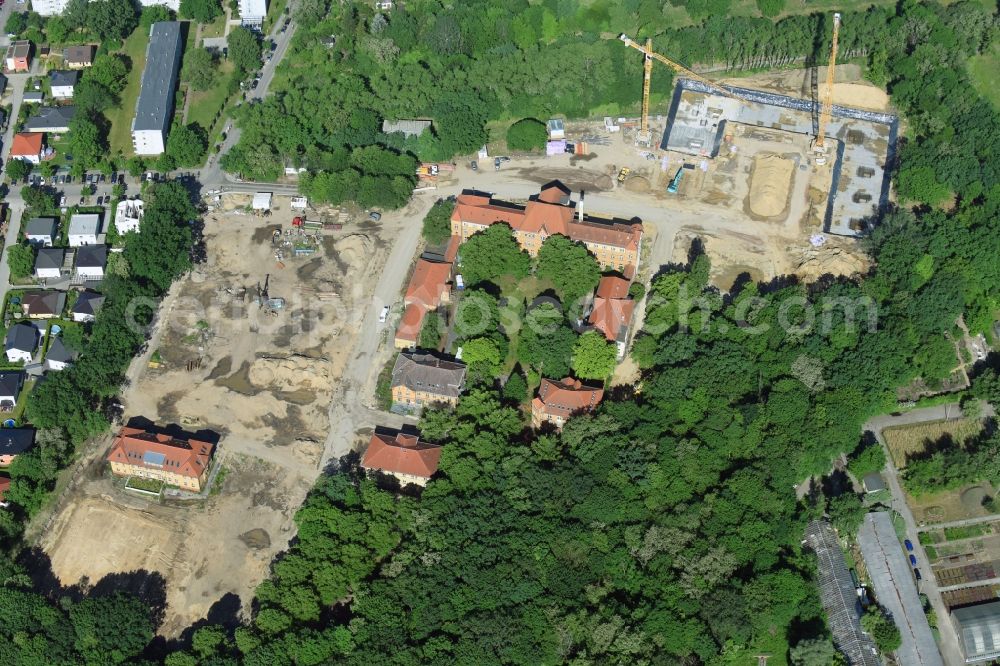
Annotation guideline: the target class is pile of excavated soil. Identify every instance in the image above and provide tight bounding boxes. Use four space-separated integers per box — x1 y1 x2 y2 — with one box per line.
248 355 332 393
334 234 372 267
748 153 794 218
792 240 870 281
624 176 650 193
821 82 890 111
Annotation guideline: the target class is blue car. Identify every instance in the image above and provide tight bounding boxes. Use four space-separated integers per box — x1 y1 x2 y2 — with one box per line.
909 554 918 566
905 539 914 551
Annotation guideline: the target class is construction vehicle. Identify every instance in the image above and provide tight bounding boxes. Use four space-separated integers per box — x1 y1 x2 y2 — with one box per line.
416 163 440 177
813 13 841 164
617 167 631 184
292 216 324 231
619 34 753 146
666 168 684 194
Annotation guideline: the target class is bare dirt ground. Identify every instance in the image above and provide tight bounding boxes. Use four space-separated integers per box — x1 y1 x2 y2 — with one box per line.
127 195 390 466
39 194 403 636
39 454 310 636
720 64 891 111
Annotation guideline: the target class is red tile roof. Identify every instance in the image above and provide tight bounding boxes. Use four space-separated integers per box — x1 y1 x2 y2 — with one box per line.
395 303 425 343
451 183 643 252
405 259 451 308
532 377 604 420
590 276 636 342
596 276 630 300
536 182 570 204
590 296 635 342
361 430 442 479
106 426 214 480
10 132 43 157
444 234 461 263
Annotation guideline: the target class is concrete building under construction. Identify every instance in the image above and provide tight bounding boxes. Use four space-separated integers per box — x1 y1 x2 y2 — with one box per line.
661 78 897 237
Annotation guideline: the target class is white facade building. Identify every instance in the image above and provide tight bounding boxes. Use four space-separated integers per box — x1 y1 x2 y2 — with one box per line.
68 213 102 247
32 0 70 17
239 0 267 30
114 199 144 235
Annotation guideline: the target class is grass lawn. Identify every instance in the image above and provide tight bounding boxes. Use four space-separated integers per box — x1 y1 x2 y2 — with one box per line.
125 476 164 494
883 417 984 468
105 26 150 157
944 523 993 541
186 60 235 131
200 14 227 39
905 481 996 525
968 42 1000 111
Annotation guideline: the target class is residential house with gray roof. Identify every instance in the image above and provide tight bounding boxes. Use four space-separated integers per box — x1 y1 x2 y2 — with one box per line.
24 106 76 133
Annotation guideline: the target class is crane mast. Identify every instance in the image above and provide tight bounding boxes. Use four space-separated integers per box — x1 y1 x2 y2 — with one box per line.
814 13 841 152
640 38 652 141
619 34 752 138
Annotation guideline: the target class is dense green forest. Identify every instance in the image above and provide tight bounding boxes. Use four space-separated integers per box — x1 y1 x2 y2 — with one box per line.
0 1 997 665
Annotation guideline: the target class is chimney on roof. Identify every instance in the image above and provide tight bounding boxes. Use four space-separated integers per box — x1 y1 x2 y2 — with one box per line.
396 433 419 447
578 190 585 222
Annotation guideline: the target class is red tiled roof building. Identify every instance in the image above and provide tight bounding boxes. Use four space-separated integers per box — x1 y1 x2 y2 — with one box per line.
450 182 643 276
531 377 604 429
361 429 442 486
589 276 636 359
106 426 215 492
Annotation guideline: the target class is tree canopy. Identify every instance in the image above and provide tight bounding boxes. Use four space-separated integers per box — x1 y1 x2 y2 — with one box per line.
506 117 547 151
179 0 222 24
458 224 530 287
536 233 601 305
421 199 454 245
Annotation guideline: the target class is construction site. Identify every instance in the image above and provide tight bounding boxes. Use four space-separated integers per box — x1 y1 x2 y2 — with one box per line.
38 192 414 635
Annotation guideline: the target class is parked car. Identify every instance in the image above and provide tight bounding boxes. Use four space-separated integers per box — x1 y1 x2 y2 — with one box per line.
617 167 631 183
99 173 106 183
470 160 477 171
59 196 66 207
914 568 922 580
904 539 913 551
96 195 103 205
369 211 381 222
909 554 917 566
494 157 501 171
79 196 85 204
378 305 390 323
251 79 259 90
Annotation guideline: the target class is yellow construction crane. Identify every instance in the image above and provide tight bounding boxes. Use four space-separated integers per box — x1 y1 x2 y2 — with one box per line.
619 34 752 144
814 12 841 153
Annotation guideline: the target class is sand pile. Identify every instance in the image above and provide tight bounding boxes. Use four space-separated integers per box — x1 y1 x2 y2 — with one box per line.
821 82 890 111
248 355 332 392
748 153 794 218
793 242 870 281
334 234 372 267
624 176 650 193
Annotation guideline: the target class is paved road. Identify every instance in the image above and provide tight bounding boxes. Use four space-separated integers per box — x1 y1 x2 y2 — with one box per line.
918 513 1000 533
202 2 297 186
864 403 987 666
